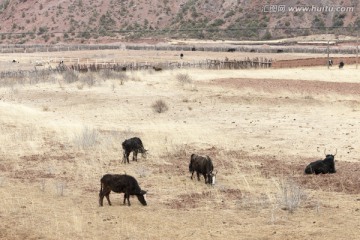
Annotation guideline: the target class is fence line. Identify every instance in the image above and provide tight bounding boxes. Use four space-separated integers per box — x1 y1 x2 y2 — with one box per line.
68 57 272 71
0 43 358 54
0 57 272 78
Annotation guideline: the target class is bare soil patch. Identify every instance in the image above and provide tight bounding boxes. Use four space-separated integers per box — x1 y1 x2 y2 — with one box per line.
212 78 360 96
272 57 359 68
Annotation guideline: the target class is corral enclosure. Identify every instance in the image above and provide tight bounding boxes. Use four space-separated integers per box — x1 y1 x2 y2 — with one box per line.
0 48 360 240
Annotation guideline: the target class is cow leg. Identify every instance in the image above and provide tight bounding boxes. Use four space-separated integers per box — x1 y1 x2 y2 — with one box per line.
133 150 138 161
124 193 131 206
203 174 207 184
99 191 104 206
125 152 130 164
196 172 201 181
190 171 194 180
100 188 111 206
122 152 127 164
105 193 112 206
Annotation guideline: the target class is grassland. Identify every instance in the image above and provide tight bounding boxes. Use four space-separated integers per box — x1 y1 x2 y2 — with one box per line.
0 50 360 240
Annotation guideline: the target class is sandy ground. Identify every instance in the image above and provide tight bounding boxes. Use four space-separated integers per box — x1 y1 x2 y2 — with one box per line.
0 52 360 239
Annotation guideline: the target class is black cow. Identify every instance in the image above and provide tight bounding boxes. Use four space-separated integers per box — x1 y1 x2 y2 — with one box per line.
189 154 216 185
99 174 147 206
277 49 284 53
153 66 162 71
122 137 147 164
227 48 236 52
180 53 184 59
328 59 333 66
304 149 337 175
339 61 344 69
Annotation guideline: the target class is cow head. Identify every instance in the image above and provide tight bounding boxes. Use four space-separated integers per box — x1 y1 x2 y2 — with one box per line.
324 148 337 160
136 190 147 206
141 149 148 159
207 171 217 185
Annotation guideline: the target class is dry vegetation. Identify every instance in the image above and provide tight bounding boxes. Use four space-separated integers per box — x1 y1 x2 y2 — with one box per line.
0 50 360 240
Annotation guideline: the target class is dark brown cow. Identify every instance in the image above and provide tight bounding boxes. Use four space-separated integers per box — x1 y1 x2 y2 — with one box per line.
305 149 337 175
122 137 147 164
99 174 147 206
189 154 217 185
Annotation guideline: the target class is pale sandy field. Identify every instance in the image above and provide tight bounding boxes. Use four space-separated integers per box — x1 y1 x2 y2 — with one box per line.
0 48 344 71
0 50 360 240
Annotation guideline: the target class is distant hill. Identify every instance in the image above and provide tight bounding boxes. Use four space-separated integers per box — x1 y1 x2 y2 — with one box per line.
0 0 359 44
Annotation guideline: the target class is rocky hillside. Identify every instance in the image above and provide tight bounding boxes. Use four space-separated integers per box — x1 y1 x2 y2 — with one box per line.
0 0 359 44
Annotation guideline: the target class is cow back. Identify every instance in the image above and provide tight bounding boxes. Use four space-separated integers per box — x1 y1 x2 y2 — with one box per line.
189 155 213 175
122 137 145 152
191 156 208 173
101 174 142 194
305 157 335 174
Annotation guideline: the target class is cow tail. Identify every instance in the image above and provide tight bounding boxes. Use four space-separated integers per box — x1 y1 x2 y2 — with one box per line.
189 157 193 172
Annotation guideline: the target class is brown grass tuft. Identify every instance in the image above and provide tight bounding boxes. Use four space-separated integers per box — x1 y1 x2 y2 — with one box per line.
152 99 169 113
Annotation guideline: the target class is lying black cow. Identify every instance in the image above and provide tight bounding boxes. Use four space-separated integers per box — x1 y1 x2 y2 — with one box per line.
189 154 216 185
339 61 344 69
305 149 337 175
122 137 147 164
99 174 147 206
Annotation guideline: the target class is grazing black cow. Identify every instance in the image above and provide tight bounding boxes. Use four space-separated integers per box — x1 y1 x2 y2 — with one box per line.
250 49 256 53
99 174 147 206
328 59 333 66
304 149 337 175
122 137 147 164
189 154 217 185
339 61 344 69
153 66 162 71
277 49 284 53
180 53 184 59
227 48 236 52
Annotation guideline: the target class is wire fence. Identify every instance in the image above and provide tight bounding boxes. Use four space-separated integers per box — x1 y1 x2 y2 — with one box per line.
0 41 358 55
68 57 273 72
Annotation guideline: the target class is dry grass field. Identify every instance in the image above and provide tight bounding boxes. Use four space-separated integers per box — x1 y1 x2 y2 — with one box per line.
0 50 360 240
